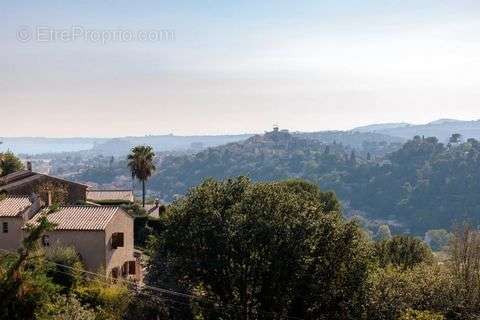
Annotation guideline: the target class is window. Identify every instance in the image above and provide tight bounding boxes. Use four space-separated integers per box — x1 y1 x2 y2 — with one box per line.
128 261 136 275
111 232 124 249
2 222 8 233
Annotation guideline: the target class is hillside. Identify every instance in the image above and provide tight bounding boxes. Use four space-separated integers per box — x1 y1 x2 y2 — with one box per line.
150 130 355 200
148 131 480 234
352 119 480 142
297 130 404 154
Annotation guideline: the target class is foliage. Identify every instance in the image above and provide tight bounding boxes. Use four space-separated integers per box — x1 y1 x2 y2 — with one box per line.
143 133 480 235
398 309 444 320
75 276 132 320
447 223 480 316
34 181 69 205
350 136 480 234
0 151 24 177
127 145 156 207
36 294 97 320
0 211 58 319
123 291 170 320
424 229 452 251
374 235 434 269
148 177 373 319
46 246 84 292
366 264 455 320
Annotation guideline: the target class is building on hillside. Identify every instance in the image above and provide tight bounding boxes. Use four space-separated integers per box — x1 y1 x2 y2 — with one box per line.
0 196 140 281
0 195 41 251
86 189 134 205
0 164 88 205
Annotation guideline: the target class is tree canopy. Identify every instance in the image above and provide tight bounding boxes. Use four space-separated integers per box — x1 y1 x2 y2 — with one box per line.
0 151 24 177
147 177 372 319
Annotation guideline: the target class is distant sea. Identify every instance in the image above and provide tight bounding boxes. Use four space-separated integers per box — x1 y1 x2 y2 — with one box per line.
0 141 94 154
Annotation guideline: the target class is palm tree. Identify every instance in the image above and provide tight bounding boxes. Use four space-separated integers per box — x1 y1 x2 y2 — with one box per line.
127 146 156 207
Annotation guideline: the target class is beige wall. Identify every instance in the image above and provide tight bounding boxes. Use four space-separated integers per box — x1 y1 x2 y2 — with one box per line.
2 207 137 278
0 217 25 252
44 230 106 272
104 210 135 276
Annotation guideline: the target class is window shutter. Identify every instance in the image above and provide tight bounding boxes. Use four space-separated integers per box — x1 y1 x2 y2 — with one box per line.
112 232 124 249
128 261 136 275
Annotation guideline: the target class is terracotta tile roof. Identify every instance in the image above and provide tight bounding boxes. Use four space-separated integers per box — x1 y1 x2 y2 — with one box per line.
29 206 125 231
87 190 134 203
0 170 35 185
0 170 89 191
0 196 32 217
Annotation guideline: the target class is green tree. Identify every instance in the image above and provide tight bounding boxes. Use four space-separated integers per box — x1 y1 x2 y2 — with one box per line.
148 177 372 319
127 145 156 207
449 133 462 144
374 235 433 269
424 229 452 251
0 151 24 177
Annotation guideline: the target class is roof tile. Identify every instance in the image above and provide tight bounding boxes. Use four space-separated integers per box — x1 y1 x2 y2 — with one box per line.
87 190 134 202
29 206 123 230
0 196 32 217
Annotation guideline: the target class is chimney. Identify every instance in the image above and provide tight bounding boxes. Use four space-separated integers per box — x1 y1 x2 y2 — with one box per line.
47 191 52 206
26 161 32 171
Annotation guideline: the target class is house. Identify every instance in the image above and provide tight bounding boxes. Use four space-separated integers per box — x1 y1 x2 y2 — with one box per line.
0 195 41 251
0 164 88 205
86 189 134 205
0 196 140 281
29 205 140 280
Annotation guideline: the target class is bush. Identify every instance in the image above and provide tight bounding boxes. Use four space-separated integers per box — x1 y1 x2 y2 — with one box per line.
36 294 96 320
374 235 434 269
398 309 444 320
46 246 84 291
367 264 455 320
75 277 131 320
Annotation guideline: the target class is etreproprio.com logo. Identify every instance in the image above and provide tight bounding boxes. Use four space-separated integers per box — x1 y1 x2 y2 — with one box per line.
16 25 175 44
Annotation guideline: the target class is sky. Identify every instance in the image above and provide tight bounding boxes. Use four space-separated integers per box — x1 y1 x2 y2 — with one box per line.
1 0 480 137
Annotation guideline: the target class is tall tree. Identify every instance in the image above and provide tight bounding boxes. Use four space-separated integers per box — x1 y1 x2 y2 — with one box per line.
0 151 24 177
148 177 372 319
127 146 156 207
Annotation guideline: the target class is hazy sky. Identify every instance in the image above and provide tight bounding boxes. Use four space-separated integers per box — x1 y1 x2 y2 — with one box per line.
2 0 480 137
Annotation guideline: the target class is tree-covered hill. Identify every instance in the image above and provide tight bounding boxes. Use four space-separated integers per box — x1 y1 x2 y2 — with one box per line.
150 131 480 234
149 130 355 201
349 136 480 234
